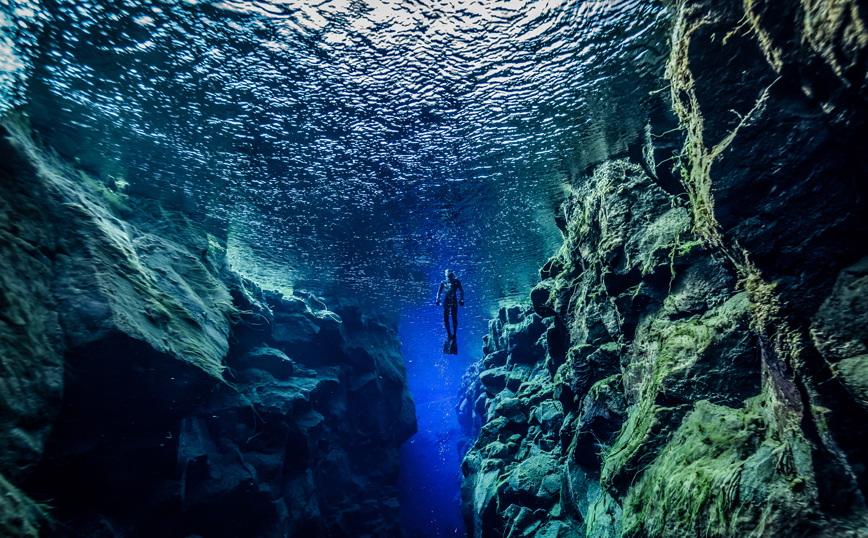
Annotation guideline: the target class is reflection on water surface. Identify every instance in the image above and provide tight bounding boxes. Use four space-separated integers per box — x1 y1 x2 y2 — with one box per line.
5 0 669 313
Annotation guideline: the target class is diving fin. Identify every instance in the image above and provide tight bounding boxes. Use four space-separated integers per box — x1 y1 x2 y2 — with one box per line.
444 334 458 354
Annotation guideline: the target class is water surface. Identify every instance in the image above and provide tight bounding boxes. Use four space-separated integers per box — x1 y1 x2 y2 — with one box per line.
4 0 670 313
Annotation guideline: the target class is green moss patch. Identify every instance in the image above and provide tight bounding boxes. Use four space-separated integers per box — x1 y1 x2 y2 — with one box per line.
602 292 752 487
621 395 816 538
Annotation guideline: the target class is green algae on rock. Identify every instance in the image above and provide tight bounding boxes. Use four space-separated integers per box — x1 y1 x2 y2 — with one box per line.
461 146 867 534
0 474 46 538
460 158 755 536
620 395 814 538
811 256 868 411
460 0 868 535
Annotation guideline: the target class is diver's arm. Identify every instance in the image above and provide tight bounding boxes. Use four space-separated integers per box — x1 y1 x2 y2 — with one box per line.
458 280 464 304
436 282 444 304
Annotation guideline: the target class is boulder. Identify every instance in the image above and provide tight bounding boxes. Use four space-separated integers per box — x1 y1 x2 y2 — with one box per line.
812 256 868 410
504 454 562 509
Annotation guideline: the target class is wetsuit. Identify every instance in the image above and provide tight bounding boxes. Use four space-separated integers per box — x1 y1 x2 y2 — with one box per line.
437 276 464 338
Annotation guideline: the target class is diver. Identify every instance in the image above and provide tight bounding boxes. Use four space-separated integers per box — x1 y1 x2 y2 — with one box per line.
436 269 464 343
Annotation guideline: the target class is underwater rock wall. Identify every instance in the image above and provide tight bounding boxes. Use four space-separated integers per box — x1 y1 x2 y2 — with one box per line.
460 160 867 537
172 286 417 538
459 0 868 536
0 118 416 537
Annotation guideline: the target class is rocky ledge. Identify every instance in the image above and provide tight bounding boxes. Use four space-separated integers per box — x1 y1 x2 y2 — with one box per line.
0 116 416 538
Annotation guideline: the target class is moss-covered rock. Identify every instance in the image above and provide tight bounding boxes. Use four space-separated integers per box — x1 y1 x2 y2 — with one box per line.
504 454 562 509
0 474 46 538
461 160 711 537
0 124 65 495
834 355 868 410
605 291 760 485
621 395 817 538
461 14 868 524
811 256 868 410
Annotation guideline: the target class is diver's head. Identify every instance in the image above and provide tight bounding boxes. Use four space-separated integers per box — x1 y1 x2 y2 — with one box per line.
445 269 455 279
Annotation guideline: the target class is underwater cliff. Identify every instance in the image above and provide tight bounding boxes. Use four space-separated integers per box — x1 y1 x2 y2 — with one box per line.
458 1 868 537
0 118 416 537
1 0 868 536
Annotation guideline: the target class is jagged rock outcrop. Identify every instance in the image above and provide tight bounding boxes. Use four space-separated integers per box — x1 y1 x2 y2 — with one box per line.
460 154 867 536
811 257 868 411
172 288 417 538
0 117 416 537
459 1 868 536
460 162 773 537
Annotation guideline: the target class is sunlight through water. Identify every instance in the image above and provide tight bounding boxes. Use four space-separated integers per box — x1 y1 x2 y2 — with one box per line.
5 0 670 315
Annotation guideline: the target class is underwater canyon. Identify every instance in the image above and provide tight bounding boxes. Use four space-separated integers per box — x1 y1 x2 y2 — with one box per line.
1 0 868 537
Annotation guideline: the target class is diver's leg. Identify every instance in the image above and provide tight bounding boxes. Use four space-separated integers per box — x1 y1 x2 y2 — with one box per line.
444 306 452 337
451 303 458 336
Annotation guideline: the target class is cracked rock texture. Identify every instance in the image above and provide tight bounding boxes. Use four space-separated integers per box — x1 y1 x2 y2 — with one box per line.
459 156 868 537
0 118 416 538
458 1 868 530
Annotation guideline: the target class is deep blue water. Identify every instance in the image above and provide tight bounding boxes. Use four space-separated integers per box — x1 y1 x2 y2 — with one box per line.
398 302 477 536
1 1 671 535
395 263 494 536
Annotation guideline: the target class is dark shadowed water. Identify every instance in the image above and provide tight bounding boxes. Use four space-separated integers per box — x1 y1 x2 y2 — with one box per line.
2 0 672 535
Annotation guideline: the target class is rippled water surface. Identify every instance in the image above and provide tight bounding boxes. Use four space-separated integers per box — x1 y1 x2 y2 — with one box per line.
4 0 670 314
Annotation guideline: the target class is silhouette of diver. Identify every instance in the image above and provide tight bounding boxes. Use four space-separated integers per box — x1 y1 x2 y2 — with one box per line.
436 269 464 354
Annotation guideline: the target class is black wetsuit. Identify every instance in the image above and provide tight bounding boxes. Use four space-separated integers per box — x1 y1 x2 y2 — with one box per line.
437 277 464 338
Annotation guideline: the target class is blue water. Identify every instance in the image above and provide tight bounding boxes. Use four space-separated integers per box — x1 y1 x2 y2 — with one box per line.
1 1 671 535
398 305 474 536
397 265 492 536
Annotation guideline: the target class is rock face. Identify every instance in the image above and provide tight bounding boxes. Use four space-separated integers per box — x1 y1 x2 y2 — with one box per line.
460 158 868 537
170 290 416 538
812 257 868 411
460 163 781 537
0 117 416 537
458 0 868 531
